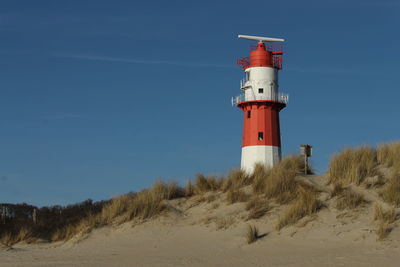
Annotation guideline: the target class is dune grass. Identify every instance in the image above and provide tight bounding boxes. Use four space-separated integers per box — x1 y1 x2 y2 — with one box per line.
380 173 400 206
377 142 400 173
222 169 252 193
104 181 184 222
246 225 259 244
215 216 235 230
328 142 400 206
0 181 185 245
49 181 186 242
184 181 195 197
374 204 396 224
194 174 220 193
0 227 32 246
276 186 321 230
335 188 366 210
376 222 392 240
330 183 344 198
0 155 308 245
0 199 107 245
245 197 269 220
329 146 378 186
330 182 366 210
374 204 396 240
251 163 271 194
4 142 400 245
226 187 249 204
265 156 307 204
249 155 306 204
220 168 253 204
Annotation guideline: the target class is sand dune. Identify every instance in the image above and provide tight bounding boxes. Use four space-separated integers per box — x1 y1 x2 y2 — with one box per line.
1 173 400 267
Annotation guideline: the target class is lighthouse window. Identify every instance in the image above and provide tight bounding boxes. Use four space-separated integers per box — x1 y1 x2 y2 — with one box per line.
258 88 264 94
258 132 264 140
247 110 251 118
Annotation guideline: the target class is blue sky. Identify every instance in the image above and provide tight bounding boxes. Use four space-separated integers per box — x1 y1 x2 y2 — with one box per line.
1 0 399 206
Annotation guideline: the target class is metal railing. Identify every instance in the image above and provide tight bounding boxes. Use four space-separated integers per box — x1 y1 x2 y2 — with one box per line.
240 78 250 89
231 92 289 106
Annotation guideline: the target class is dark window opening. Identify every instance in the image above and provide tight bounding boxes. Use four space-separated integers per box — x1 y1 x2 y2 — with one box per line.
258 88 264 93
247 110 251 118
258 132 264 141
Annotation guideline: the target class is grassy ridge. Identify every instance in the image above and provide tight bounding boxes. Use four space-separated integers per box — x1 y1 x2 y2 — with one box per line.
328 143 400 207
0 155 307 245
1 142 400 245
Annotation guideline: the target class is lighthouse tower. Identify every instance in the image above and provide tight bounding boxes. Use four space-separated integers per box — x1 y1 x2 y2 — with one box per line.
232 35 288 173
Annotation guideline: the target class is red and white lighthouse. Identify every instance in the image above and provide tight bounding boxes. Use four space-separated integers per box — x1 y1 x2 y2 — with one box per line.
232 35 288 173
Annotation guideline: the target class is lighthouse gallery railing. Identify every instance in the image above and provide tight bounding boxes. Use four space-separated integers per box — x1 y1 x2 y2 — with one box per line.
231 93 289 106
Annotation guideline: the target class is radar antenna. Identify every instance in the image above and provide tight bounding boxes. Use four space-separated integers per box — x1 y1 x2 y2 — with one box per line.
238 34 284 43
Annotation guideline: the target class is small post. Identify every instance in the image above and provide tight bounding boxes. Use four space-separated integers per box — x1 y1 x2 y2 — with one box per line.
300 144 312 174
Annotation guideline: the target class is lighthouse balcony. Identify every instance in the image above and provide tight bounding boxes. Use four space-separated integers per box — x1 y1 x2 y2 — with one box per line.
231 92 289 106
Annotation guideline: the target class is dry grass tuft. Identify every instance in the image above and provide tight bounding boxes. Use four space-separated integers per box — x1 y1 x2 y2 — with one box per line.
374 204 396 223
50 181 181 241
279 154 308 174
211 202 220 209
222 169 252 192
222 156 309 207
380 173 400 206
150 181 184 202
184 181 195 197
220 168 253 205
245 197 269 220
330 183 344 198
276 186 321 230
374 203 396 240
251 163 271 194
194 174 219 193
376 222 392 240
215 216 235 230
0 199 106 244
329 146 378 186
335 189 366 210
264 155 305 204
245 197 267 211
205 193 217 203
0 232 15 247
99 194 134 223
246 225 259 244
100 181 184 224
0 227 32 246
51 222 90 242
363 175 385 189
226 187 249 204
377 142 400 173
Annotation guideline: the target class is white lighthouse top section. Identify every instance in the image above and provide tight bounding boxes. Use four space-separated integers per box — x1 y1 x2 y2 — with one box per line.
232 65 289 106
238 34 285 43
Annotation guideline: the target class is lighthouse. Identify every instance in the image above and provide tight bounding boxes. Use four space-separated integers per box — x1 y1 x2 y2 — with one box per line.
232 35 288 173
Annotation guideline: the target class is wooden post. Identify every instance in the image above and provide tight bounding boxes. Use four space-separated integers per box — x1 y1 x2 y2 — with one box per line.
300 144 312 175
304 153 308 174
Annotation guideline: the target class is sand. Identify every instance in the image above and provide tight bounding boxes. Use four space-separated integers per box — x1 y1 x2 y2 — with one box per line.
1 174 400 266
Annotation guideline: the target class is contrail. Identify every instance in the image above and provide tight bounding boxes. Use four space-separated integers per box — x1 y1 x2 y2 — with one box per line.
55 54 234 68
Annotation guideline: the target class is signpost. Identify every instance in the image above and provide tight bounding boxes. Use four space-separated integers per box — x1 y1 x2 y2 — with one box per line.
300 144 312 174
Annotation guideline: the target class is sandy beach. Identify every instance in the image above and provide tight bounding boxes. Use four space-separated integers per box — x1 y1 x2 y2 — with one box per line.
2 174 400 266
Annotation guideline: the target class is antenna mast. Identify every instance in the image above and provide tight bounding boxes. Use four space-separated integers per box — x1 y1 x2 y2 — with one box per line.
238 34 285 43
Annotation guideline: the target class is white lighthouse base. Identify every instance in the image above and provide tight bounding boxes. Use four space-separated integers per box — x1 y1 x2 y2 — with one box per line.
241 145 281 174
